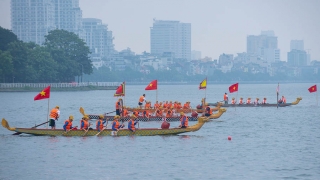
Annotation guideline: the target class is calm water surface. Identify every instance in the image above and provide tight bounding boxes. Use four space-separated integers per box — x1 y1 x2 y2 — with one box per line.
0 83 320 180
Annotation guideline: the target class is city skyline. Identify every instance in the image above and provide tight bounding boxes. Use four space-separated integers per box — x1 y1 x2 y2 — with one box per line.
1 0 319 61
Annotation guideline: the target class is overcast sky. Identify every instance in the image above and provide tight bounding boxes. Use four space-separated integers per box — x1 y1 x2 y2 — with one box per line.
1 0 319 61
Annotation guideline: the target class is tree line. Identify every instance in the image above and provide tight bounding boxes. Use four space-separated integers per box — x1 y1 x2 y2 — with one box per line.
0 26 92 83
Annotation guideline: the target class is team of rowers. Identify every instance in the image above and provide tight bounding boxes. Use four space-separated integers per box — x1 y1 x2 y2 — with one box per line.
62 112 190 133
227 96 286 104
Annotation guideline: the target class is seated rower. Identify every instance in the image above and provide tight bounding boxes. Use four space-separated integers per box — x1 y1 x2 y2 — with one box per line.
239 97 243 104
262 98 267 104
63 115 77 131
166 108 173 118
254 98 259 104
281 96 286 104
96 115 106 132
204 106 212 117
246 98 251 104
112 115 125 132
179 112 188 128
80 116 91 130
128 115 138 132
122 106 129 117
156 108 163 117
154 101 160 109
231 98 236 104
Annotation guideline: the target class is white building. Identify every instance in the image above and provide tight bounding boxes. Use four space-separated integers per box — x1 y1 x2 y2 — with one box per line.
11 0 83 44
82 18 114 60
150 20 191 61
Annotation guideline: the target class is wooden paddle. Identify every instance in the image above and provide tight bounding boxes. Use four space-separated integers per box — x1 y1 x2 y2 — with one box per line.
63 126 78 136
13 120 50 135
82 123 92 137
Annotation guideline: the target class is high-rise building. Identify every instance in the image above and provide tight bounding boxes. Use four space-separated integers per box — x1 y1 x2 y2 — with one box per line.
287 49 307 66
247 31 280 63
290 40 304 51
150 20 191 61
82 18 114 60
11 0 56 44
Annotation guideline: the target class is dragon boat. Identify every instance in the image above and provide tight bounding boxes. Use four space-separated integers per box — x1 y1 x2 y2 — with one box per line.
1 117 209 136
206 97 302 107
80 107 227 121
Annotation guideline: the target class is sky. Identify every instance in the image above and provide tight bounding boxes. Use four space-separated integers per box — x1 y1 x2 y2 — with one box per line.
1 0 320 61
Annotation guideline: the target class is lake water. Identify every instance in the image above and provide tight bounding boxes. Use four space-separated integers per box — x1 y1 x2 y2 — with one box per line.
0 83 319 180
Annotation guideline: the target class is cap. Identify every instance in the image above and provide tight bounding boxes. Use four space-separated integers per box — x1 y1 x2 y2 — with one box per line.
69 115 74 120
55 106 59 109
131 115 136 119
99 115 104 119
180 112 184 115
114 115 120 119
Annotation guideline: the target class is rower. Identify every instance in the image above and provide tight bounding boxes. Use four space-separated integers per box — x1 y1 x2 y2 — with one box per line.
63 115 77 131
246 98 251 104
231 97 236 104
262 98 267 104
239 97 243 104
204 106 212 117
179 112 188 128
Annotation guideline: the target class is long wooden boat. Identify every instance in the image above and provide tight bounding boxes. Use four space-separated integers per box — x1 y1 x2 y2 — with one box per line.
206 97 302 107
80 107 227 121
1 117 209 136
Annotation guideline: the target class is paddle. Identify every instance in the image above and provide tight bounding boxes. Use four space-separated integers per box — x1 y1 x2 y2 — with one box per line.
82 123 92 137
63 126 78 136
13 120 50 135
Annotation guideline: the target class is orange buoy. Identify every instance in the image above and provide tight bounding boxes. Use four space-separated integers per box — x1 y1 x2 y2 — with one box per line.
228 136 232 140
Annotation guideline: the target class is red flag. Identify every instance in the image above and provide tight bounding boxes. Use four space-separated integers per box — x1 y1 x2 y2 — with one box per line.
114 82 125 96
34 86 50 101
308 85 317 93
145 80 157 90
229 83 238 93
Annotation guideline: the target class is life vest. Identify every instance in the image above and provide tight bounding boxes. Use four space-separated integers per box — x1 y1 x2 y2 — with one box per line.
282 97 286 103
247 99 251 104
163 103 167 108
262 99 266 104
206 106 212 115
128 119 135 131
80 120 89 130
176 104 182 109
139 96 144 103
112 120 120 130
224 94 228 100
183 103 189 109
122 109 129 117
145 103 151 109
156 109 163 117
154 103 159 109
231 99 235 104
166 110 172 117
50 108 59 119
180 115 189 127
115 100 120 109
96 119 104 130
239 99 243 104
144 110 150 118
133 111 139 117
64 119 72 130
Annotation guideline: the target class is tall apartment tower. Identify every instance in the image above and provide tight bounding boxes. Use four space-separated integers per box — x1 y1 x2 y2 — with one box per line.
11 0 56 44
150 20 191 61
82 18 114 60
11 0 82 44
247 30 280 63
290 40 304 51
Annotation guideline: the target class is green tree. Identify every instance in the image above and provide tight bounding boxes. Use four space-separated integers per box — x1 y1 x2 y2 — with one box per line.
0 26 18 51
0 50 13 83
44 29 92 82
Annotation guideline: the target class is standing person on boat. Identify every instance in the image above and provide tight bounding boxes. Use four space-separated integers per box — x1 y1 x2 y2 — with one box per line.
122 106 129 117
96 115 106 132
112 115 125 132
179 112 189 128
138 94 146 109
262 98 267 104
204 106 212 117
63 115 76 131
49 106 60 130
224 93 228 104
128 115 138 132
80 116 91 130
115 98 122 116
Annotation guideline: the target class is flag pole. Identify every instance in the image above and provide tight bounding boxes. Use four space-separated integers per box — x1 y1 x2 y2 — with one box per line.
47 98 50 129
317 85 318 106
205 77 207 99
235 91 238 111
277 83 279 109
156 89 158 102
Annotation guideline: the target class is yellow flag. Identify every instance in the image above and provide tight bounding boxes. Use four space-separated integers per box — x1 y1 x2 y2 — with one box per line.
199 78 207 89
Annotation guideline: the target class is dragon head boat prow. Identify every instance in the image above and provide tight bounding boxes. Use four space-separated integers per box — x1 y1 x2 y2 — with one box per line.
1 118 16 131
291 97 302 105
